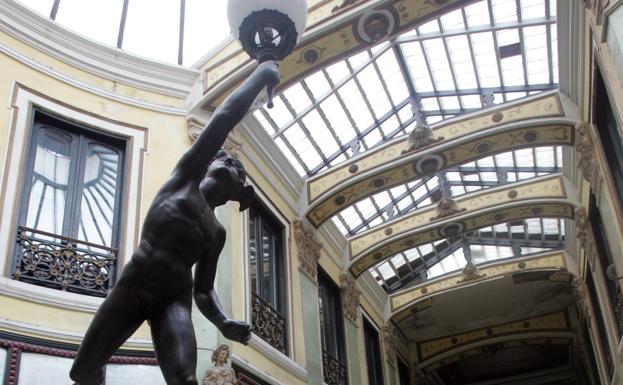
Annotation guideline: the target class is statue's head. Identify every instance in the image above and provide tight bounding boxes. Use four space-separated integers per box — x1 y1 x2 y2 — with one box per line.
201 150 255 211
211 344 231 365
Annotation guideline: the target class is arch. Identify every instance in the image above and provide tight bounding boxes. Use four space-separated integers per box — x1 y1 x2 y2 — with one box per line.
347 175 572 276
388 250 572 320
305 92 570 227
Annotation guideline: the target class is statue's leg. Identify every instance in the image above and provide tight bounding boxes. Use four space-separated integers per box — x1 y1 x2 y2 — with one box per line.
150 298 198 385
70 286 145 384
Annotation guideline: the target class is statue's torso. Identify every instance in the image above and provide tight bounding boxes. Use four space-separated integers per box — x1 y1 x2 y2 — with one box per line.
202 366 237 385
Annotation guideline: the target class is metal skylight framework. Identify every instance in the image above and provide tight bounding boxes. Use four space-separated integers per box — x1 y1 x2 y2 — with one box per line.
15 0 229 65
252 0 563 292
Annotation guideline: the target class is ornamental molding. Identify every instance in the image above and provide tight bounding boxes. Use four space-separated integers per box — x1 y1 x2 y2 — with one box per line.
460 262 485 282
293 221 322 283
382 323 399 365
401 124 444 155
340 273 361 325
430 198 466 221
575 206 591 253
187 116 242 157
576 123 602 193
572 277 590 319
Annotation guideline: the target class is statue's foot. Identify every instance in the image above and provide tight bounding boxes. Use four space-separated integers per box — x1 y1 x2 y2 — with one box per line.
220 319 251 344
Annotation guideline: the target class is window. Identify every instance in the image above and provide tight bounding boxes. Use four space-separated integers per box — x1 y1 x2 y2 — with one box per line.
248 202 287 354
363 316 384 385
12 109 126 297
397 358 410 385
318 270 347 385
589 193 623 338
593 63 623 209
586 270 614 379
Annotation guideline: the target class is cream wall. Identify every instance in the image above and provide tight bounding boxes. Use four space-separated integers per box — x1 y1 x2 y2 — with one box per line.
0 28 190 346
575 1 623 384
0 3 396 384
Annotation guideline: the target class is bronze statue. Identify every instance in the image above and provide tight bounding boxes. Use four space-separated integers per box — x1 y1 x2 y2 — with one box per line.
70 60 280 385
201 345 238 385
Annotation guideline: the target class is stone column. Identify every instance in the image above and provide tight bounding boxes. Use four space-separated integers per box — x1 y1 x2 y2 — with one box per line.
340 273 362 385
293 221 323 385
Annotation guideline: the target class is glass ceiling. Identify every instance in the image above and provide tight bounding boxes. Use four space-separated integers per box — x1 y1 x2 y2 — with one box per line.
16 0 564 291
15 0 230 66
252 0 563 292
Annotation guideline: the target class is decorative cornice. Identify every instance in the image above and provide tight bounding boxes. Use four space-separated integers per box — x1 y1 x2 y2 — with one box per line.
186 116 242 157
416 311 571 362
460 262 485 282
340 273 361 325
572 277 590 319
390 251 569 318
575 206 591 253
382 322 398 365
576 123 602 193
293 220 322 283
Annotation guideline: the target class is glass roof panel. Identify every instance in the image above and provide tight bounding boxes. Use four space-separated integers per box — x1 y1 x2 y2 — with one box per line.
55 0 123 47
17 0 230 66
16 0 54 17
183 0 229 65
247 0 561 290
123 0 181 64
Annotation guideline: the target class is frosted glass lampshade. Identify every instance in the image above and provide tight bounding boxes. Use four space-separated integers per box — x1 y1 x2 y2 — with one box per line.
227 0 308 61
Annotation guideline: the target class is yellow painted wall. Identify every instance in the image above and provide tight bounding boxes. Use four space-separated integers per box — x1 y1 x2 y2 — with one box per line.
0 16 388 383
0 29 189 342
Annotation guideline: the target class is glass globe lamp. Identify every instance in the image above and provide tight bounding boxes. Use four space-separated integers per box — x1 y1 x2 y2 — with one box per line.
228 0 308 62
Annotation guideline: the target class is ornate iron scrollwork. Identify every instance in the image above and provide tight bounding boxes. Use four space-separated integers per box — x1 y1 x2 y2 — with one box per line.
322 350 347 385
13 226 117 297
614 288 623 337
251 293 287 354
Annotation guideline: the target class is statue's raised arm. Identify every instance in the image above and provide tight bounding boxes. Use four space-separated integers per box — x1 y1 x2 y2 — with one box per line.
175 60 280 180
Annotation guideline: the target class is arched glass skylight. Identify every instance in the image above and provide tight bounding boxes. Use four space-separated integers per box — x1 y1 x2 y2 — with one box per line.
251 0 563 292
16 0 230 66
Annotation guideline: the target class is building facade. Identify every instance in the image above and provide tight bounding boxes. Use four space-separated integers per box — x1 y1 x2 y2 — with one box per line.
0 0 622 384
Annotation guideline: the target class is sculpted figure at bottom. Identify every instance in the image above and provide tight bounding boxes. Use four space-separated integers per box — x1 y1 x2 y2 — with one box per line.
201 345 238 385
69 61 280 385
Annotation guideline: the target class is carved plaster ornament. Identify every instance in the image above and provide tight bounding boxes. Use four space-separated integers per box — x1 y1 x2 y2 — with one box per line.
382 323 399 365
201 345 238 385
402 123 444 155
576 123 602 193
333 0 361 13
460 262 484 282
293 220 322 283
572 277 590 320
575 206 590 253
430 172 465 221
187 116 243 158
340 273 361 325
430 198 466 221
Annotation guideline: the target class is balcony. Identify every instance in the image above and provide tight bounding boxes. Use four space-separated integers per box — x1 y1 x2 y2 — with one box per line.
13 226 118 297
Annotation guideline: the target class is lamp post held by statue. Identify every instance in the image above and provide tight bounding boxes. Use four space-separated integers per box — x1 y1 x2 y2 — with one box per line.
69 1 307 385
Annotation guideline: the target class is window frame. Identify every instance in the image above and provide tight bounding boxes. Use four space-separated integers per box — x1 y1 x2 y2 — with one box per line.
0 84 147 309
318 268 348 385
362 312 385 385
17 109 127 250
242 181 293 359
248 201 286 314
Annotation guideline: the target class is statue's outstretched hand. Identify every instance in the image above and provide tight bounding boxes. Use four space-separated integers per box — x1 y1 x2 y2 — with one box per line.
220 319 252 345
256 60 280 88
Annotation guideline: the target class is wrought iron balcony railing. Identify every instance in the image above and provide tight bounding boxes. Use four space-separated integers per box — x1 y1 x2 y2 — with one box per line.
322 350 347 385
13 226 118 297
251 292 287 355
